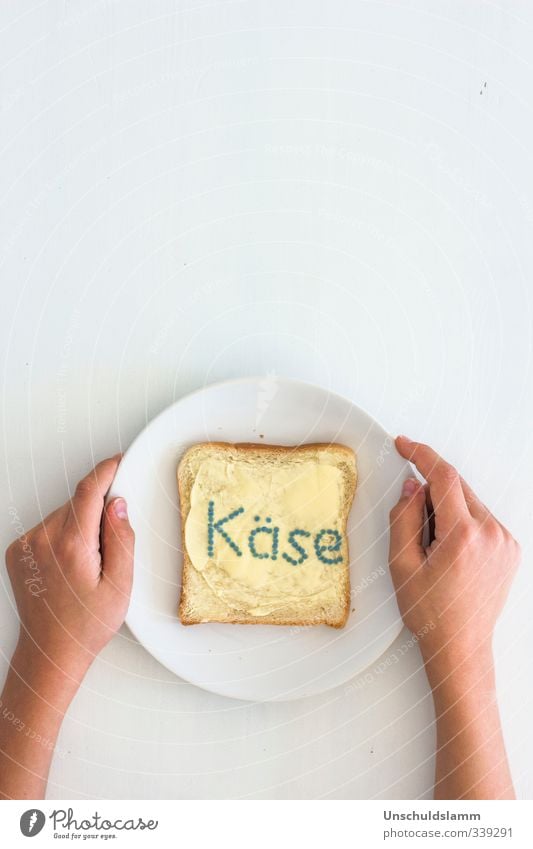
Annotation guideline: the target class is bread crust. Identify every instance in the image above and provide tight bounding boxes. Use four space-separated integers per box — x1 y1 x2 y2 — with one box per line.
177 442 356 628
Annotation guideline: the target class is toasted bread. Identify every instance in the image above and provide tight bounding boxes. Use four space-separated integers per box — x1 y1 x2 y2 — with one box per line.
178 442 356 627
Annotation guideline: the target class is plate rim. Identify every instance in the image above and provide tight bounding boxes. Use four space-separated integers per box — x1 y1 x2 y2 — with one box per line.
115 376 410 701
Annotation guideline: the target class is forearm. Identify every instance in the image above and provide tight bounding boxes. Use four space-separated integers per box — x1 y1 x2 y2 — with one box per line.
0 639 82 799
425 647 514 800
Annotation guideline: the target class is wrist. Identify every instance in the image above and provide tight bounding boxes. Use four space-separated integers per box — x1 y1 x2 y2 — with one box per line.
422 639 496 709
12 635 92 713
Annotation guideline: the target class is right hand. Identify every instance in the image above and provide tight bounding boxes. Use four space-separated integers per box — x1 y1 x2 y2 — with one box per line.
388 436 520 673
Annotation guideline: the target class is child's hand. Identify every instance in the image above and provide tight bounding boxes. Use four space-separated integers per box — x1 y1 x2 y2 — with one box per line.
389 436 519 799
6 455 134 680
389 436 520 675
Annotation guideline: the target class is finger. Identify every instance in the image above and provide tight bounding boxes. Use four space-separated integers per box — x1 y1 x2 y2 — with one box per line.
395 437 469 535
389 477 426 574
100 497 134 598
459 475 490 521
66 455 122 540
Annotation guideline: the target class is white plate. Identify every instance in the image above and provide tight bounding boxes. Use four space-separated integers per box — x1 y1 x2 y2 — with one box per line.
110 377 411 702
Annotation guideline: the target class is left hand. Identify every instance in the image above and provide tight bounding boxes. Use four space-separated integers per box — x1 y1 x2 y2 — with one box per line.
6 455 134 680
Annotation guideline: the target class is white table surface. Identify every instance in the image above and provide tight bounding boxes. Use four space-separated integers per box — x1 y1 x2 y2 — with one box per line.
1 0 532 800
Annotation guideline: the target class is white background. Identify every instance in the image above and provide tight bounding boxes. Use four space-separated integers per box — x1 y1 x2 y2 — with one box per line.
0 0 532 800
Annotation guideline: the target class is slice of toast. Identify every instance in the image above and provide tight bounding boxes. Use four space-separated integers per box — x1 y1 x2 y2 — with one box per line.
177 442 357 627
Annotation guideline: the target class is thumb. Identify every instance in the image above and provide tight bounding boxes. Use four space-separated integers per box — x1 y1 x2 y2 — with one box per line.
389 478 426 575
101 497 135 597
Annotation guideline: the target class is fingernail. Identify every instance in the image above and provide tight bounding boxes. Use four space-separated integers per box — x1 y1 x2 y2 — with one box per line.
397 434 413 445
112 498 128 520
402 478 419 497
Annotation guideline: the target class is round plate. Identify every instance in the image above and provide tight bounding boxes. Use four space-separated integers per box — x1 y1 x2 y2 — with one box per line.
110 377 411 701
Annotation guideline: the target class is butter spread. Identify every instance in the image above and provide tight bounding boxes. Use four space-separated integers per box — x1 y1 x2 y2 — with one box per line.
184 453 347 617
